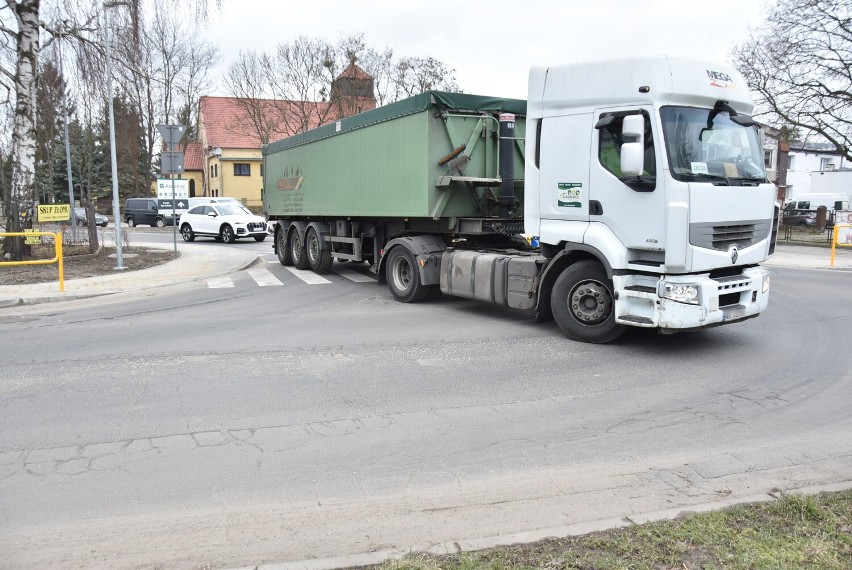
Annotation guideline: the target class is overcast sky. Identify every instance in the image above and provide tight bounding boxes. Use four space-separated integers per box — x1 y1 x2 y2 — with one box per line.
200 0 772 99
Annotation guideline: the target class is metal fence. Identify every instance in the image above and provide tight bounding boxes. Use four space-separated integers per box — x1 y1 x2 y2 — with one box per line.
779 222 835 247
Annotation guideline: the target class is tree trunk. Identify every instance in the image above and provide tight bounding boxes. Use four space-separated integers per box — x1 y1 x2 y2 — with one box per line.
3 0 41 260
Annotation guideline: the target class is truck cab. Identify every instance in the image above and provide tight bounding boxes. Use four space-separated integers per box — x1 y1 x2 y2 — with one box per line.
525 56 777 340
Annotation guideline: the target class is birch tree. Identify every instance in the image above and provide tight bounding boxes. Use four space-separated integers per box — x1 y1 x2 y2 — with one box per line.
2 0 41 245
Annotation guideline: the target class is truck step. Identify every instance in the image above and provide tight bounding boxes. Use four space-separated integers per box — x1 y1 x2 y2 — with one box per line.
618 315 655 325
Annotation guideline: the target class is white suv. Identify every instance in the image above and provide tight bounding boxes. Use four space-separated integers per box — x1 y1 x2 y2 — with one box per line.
179 203 268 243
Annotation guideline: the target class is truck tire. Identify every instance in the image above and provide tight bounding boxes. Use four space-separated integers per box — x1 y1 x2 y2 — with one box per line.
550 260 625 343
306 227 332 273
386 247 434 303
276 228 293 266
290 228 309 270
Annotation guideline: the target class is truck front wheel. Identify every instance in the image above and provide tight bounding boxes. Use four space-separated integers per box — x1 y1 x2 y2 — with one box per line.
551 260 625 343
386 247 434 303
290 228 309 270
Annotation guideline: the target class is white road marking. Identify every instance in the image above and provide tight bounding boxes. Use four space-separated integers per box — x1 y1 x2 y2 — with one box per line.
207 276 234 288
285 267 332 284
248 267 284 287
332 266 376 283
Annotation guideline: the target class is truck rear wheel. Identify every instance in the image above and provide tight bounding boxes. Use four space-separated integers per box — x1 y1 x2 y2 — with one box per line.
290 228 309 270
551 260 625 343
306 227 333 273
276 228 293 266
386 247 434 303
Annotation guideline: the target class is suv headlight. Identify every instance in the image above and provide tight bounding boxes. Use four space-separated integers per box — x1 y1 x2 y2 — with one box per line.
660 282 700 305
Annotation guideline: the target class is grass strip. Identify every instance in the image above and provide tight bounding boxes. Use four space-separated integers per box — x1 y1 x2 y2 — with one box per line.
365 490 852 570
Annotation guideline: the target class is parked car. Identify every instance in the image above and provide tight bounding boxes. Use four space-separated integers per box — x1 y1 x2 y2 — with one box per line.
783 209 817 227
73 207 108 227
179 203 267 243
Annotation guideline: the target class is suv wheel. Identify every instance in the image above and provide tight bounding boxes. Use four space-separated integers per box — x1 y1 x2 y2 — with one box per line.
126 217 136 228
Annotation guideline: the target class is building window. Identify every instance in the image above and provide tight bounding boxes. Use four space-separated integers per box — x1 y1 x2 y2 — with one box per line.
764 149 773 168
234 163 251 176
214 164 218 178
820 157 836 171
260 163 264 177
788 155 795 170
210 164 214 178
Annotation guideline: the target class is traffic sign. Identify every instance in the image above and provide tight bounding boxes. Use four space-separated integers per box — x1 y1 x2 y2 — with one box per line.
161 152 185 174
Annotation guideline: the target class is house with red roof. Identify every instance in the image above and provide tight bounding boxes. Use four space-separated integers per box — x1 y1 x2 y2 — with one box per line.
197 63 376 210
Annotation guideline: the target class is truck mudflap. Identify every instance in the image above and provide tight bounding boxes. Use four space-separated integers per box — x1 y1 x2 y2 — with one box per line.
613 265 770 332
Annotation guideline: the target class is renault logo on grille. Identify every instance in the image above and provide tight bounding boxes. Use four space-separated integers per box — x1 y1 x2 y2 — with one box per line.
729 245 739 265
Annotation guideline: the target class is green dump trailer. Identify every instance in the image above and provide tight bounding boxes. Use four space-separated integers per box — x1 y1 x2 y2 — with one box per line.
263 91 536 305
263 91 526 223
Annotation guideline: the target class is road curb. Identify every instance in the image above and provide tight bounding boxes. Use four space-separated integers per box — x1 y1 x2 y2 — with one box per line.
232 479 852 570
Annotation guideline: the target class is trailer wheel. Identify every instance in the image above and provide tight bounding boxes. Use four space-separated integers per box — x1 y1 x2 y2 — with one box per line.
386 247 434 303
551 260 625 343
306 227 333 273
276 228 293 266
290 228 309 270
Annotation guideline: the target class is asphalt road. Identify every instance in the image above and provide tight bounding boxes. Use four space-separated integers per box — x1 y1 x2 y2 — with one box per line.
1 242 850 568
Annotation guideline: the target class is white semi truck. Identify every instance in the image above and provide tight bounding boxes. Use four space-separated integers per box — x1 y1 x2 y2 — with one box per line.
263 56 779 343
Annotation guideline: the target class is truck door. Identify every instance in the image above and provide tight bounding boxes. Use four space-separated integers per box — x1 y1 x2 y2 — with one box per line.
537 113 593 228
589 107 666 254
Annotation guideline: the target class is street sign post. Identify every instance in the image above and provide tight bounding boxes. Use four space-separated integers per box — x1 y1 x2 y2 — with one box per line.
157 125 187 253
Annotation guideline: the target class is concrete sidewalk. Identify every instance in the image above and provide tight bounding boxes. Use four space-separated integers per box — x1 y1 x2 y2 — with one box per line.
764 242 852 270
1 243 849 308
0 244 258 308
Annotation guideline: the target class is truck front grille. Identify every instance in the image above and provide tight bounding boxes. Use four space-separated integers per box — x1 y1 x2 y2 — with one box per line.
689 219 772 251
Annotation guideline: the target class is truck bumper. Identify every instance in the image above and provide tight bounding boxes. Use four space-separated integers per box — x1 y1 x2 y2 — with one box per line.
613 266 770 332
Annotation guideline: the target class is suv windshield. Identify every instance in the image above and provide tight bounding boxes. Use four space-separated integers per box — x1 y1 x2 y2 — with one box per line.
660 106 766 185
215 204 245 216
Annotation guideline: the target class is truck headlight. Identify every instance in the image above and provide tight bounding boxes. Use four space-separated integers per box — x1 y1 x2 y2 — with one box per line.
762 273 770 293
661 282 700 305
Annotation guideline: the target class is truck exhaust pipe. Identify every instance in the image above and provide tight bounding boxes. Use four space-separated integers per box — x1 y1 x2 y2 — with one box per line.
498 113 515 218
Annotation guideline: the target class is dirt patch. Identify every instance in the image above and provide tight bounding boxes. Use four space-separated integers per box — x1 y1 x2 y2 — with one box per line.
1 246 176 286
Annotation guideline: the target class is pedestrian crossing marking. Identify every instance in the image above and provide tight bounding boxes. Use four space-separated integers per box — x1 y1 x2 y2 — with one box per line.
207 276 234 288
332 266 376 283
248 267 283 287
285 267 332 284
206 265 375 288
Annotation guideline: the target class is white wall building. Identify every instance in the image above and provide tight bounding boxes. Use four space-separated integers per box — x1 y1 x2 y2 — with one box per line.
784 143 847 199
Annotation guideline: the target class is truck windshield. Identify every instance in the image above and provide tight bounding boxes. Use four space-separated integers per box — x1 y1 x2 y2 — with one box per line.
660 106 766 185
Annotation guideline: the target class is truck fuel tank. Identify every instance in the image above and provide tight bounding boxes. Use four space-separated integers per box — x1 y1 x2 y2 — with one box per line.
440 250 541 309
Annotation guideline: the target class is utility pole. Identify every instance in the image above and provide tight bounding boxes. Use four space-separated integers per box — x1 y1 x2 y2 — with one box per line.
104 0 130 270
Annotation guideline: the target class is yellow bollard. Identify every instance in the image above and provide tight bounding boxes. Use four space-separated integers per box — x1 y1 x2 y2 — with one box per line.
56 231 64 292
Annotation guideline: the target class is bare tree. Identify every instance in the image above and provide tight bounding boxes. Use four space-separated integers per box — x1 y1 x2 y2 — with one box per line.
394 56 460 99
0 0 218 257
224 34 463 147
733 0 852 160
0 0 98 257
268 35 340 135
223 49 283 144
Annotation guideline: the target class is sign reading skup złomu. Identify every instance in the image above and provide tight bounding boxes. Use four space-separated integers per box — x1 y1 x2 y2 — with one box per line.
37 204 71 222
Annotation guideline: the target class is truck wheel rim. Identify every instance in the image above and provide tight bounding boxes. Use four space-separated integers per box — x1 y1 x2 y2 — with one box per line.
391 257 412 292
291 233 302 260
308 233 318 263
569 280 613 325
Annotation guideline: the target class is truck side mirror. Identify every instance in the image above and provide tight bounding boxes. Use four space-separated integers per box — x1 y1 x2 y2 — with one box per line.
621 142 644 176
620 115 645 176
622 114 644 139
